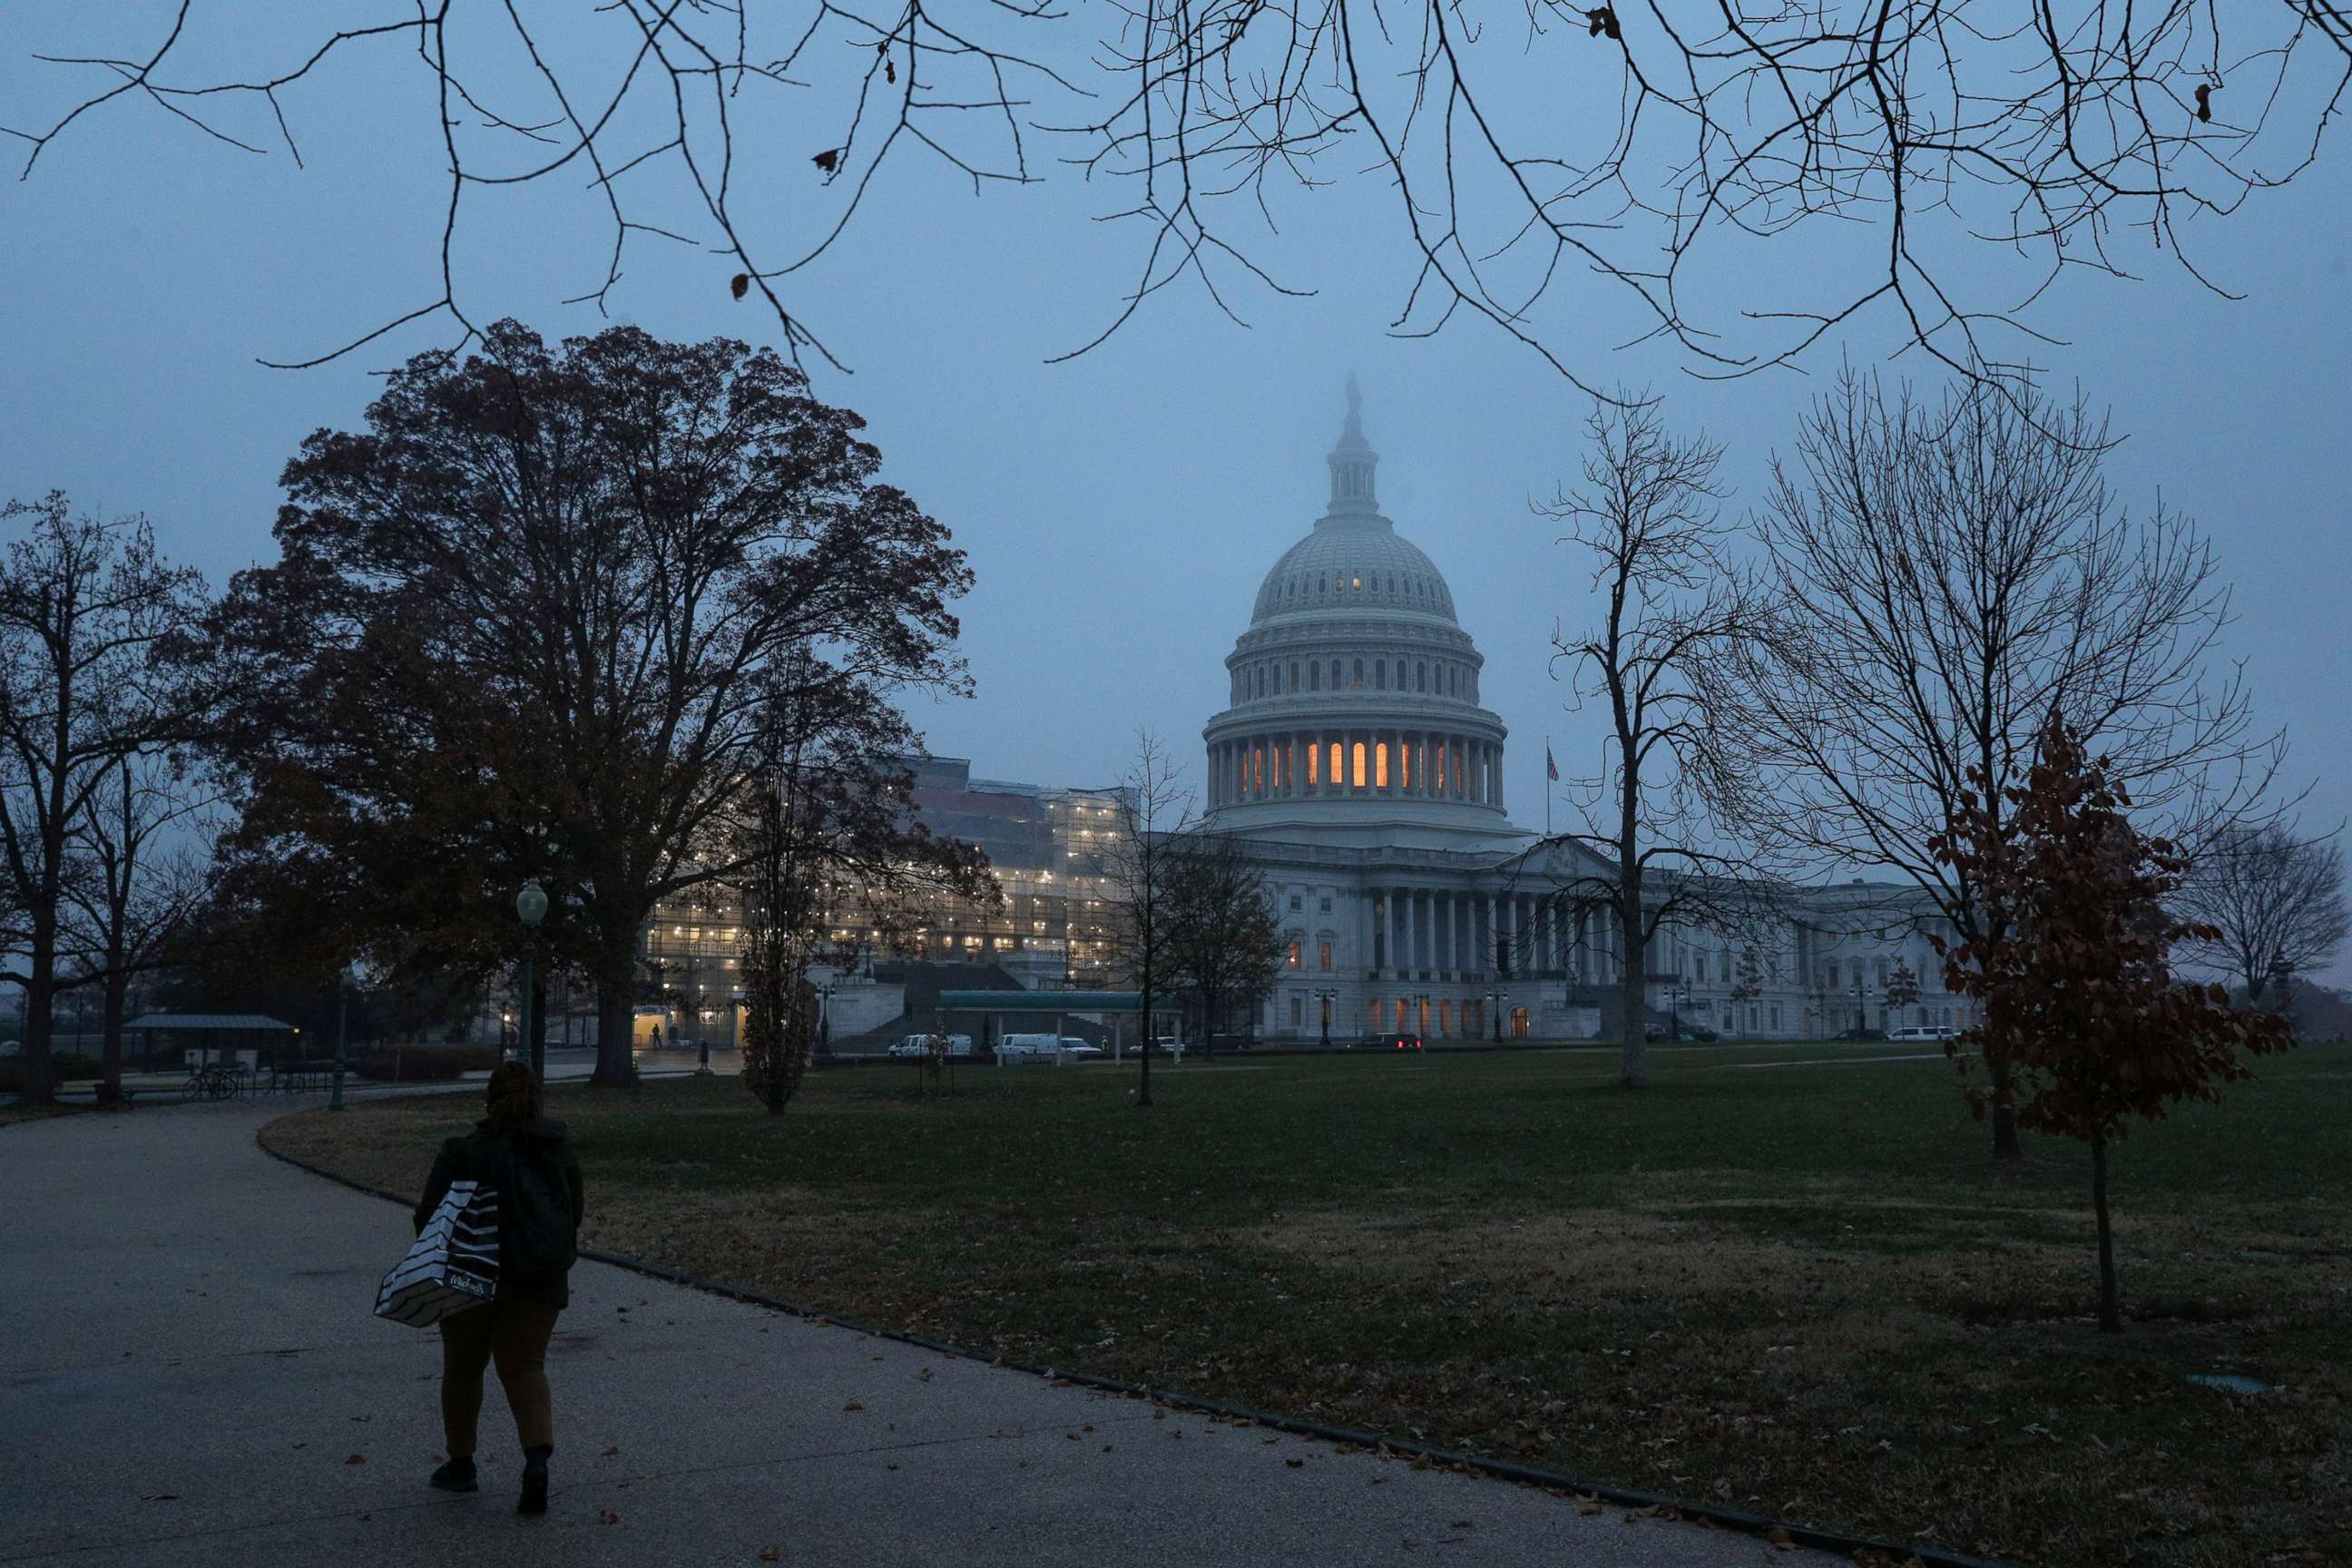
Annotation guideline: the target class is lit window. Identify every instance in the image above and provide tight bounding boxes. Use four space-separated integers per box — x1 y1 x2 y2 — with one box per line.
1351 574 1362 591
1351 742 1367 788
1307 746 1319 785
1328 741 1341 781
1288 940 1301 968
1318 942 1333 971
1400 745 1411 789
1375 743 1388 789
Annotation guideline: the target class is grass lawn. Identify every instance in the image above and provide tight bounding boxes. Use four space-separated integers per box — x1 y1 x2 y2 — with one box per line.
265 1039 2352 1566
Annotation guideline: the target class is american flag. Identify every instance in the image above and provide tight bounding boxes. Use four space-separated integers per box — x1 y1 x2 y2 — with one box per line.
1545 745 1559 782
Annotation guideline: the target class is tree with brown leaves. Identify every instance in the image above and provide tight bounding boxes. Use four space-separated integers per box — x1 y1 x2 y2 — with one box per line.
1928 714 2293 1332
190 322 977 1087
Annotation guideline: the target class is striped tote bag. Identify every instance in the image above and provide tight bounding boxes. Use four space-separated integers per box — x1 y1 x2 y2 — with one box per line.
375 1179 501 1327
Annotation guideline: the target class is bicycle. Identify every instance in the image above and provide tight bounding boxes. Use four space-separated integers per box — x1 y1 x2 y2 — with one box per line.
179 1065 241 1102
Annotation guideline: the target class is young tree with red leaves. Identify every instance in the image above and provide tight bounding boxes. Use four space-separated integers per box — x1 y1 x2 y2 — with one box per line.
1928 715 2294 1332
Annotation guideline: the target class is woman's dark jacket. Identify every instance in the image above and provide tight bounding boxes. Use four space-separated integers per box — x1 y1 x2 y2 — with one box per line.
413 1117 587 1308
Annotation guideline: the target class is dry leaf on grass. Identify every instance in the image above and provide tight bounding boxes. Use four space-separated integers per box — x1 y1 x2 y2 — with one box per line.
843 1400 865 1412
344 1454 365 1465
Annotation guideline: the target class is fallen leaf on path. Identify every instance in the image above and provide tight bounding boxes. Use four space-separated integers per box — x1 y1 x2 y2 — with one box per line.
602 1446 620 1456
1576 1496 1604 1516
1766 1525 1797 1550
345 1454 365 1465
599 1509 621 1525
758 1547 782 1563
1285 1458 1304 1468
843 1400 865 1412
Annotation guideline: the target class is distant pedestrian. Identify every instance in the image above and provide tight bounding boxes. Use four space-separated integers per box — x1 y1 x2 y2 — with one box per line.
412 1062 585 1514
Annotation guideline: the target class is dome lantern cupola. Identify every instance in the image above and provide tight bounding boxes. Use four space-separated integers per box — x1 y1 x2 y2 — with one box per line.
1326 372 1379 514
1207 377 1509 832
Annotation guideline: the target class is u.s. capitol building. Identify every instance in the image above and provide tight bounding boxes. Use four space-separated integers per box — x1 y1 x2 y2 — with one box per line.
1201 385 1973 1044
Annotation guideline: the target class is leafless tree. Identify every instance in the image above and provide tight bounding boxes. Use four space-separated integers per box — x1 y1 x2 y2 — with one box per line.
1161 826 1283 1059
1103 730 1190 1106
2174 823 2347 1004
1705 370 2289 1158
1515 396 1784 1087
0 495 210 1103
732 652 992 1113
5 6 2347 384
64 751 221 1102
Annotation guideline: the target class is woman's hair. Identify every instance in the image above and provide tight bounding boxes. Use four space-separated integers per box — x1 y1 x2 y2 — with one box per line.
485 1061 543 1125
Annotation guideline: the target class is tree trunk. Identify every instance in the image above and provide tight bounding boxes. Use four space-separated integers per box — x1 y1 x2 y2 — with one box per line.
1989 1061 2024 1160
1616 892 1647 1088
592 971 637 1087
1137 979 1153 1107
98 957 129 1105
20 911 58 1104
2091 1133 2122 1333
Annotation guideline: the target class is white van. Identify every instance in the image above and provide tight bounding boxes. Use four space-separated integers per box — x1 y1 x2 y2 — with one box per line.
889 1033 976 1059
1890 1024 1957 1043
997 1032 1061 1063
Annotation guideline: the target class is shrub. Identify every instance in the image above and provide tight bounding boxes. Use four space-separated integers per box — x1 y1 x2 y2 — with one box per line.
0 1053 103 1093
351 1044 500 1082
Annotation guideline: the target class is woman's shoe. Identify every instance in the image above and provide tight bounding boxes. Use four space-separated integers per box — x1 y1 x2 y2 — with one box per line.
517 1447 550 1515
428 1456 478 1493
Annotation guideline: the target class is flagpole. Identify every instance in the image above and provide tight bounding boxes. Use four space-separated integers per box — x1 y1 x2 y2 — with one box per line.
1544 734 1552 838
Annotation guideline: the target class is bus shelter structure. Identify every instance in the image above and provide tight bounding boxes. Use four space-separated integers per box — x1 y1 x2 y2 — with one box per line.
124 1014 300 1073
935 990 1155 1060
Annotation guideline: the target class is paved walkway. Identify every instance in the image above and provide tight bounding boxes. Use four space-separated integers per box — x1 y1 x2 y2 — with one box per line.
0 1104 1831 1568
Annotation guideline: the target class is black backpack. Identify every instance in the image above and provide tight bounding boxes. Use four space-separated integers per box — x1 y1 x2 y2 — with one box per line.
490 1133 576 1279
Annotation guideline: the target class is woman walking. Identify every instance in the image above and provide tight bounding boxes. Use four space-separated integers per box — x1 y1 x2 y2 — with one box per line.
412 1063 585 1514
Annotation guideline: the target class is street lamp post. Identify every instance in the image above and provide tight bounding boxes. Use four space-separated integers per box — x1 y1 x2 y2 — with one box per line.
329 966 353 1112
515 879 549 1079
1316 988 1336 1048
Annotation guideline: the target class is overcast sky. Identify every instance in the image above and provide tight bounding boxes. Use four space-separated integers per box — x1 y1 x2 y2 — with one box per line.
4 4 2347 983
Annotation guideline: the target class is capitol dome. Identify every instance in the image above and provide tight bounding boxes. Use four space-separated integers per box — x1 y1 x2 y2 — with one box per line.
1203 379 1512 838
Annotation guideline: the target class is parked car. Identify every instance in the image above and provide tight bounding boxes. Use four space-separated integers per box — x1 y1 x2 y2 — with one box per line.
1831 1025 1886 1042
997 1032 1062 1063
1151 1035 1187 1061
887 1036 931 1058
1367 1032 1425 1052
942 1033 976 1057
1888 1024 1957 1043
1057 1036 1105 1060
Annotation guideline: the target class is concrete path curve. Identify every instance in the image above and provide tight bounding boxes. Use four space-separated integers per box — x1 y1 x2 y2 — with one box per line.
0 1102 1832 1568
